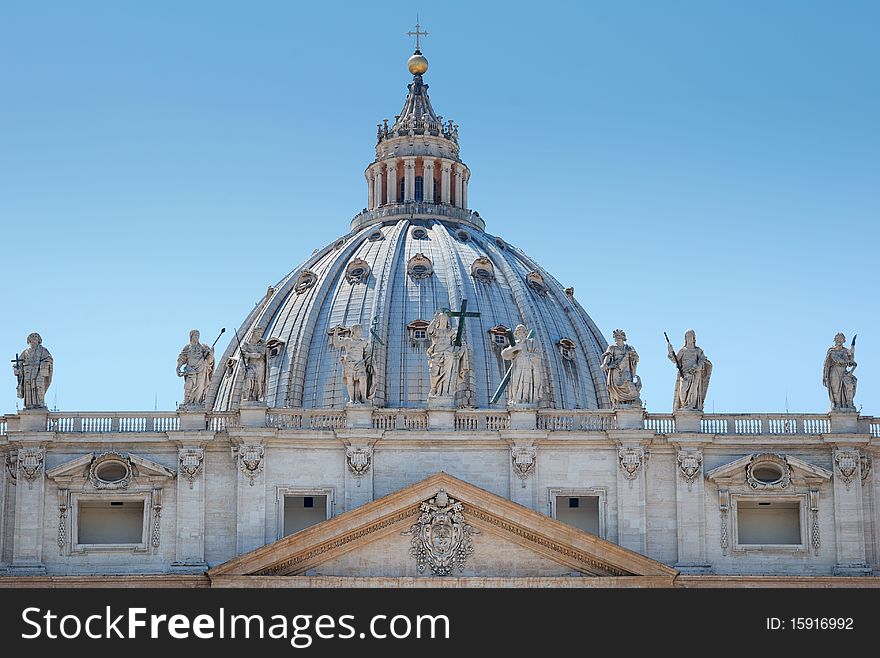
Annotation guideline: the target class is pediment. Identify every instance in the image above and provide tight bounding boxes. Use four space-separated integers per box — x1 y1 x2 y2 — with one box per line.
210 472 677 582
707 452 832 488
46 451 175 487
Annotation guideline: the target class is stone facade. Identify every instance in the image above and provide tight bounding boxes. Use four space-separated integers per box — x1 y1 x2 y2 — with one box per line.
2 45 877 588
0 406 878 584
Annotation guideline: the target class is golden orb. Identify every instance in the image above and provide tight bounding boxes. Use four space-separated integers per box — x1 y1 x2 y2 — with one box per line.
407 52 428 75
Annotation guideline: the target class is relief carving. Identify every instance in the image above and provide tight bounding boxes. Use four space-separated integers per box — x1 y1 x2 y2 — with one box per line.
402 489 479 576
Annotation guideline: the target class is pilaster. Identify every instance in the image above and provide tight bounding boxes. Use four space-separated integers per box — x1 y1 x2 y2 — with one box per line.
423 159 435 203
440 161 451 204
172 444 207 571
403 157 416 201
615 442 648 554
831 446 871 574
344 444 374 512
386 161 398 204
508 442 537 509
674 446 711 572
461 169 469 209
10 441 47 574
0 448 8 566
375 168 384 206
366 169 375 209
234 442 267 555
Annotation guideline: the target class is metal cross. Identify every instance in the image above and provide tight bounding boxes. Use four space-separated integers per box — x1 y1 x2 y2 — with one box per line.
490 327 535 404
406 19 428 50
441 299 480 347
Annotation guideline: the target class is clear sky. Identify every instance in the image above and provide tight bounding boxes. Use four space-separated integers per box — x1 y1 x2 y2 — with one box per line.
1 1 877 414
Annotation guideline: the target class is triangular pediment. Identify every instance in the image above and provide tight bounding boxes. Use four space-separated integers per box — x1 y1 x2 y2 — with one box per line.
46 451 175 486
707 452 832 486
210 472 677 582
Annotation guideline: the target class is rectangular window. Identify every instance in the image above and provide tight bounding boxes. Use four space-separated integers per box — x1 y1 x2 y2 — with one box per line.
736 500 801 545
283 495 328 537
77 500 145 545
555 495 600 535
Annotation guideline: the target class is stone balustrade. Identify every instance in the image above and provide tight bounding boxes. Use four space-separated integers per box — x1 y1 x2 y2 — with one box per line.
0 409 876 438
699 413 832 436
536 410 618 432
45 412 181 433
350 202 484 232
644 414 675 434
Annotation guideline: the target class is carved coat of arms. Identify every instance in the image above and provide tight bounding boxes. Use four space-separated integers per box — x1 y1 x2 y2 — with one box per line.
402 489 479 576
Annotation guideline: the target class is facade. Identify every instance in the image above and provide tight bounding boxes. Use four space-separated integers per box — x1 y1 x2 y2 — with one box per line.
1 46 878 588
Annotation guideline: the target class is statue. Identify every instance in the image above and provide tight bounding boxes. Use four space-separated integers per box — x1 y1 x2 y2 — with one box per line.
13 332 53 409
823 332 857 411
500 324 544 406
240 328 268 403
426 311 459 398
176 329 214 408
600 329 642 407
667 329 712 412
338 324 374 404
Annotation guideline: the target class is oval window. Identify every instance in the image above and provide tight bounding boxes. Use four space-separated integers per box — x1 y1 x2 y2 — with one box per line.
96 461 128 483
411 227 428 240
751 464 783 484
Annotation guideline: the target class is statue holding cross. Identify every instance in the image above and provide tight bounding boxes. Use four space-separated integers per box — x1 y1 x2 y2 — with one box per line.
426 300 479 402
12 332 53 409
496 324 544 407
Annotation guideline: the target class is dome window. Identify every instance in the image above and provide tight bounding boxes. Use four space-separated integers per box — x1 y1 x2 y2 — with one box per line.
527 271 547 294
367 230 384 242
406 319 430 348
494 237 507 250
411 227 429 240
346 258 371 284
471 257 495 283
327 325 351 350
557 338 577 361
489 325 510 349
333 238 346 250
294 270 318 294
456 230 470 242
266 337 285 359
407 253 433 280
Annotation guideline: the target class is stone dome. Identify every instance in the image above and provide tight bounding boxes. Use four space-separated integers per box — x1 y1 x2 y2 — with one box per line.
208 49 611 412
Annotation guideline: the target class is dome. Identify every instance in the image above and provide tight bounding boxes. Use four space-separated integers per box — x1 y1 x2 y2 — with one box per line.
209 220 610 411
208 48 611 412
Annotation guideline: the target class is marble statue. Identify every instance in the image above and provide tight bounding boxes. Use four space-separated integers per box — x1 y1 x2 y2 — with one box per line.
338 324 373 404
240 328 268 403
176 329 214 408
668 329 712 412
600 329 642 407
823 332 857 411
426 311 459 398
500 324 544 406
13 332 53 409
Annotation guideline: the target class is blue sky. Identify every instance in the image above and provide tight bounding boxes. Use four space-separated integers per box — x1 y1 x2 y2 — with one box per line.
1 1 877 413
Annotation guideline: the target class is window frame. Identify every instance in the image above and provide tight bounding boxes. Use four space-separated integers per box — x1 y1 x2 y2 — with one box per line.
275 486 335 540
548 487 607 539
731 493 808 552
70 491 151 554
